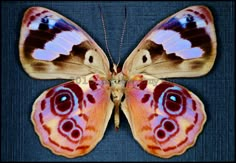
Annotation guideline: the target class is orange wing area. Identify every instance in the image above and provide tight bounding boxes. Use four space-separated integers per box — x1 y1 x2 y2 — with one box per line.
31 74 114 158
122 75 206 158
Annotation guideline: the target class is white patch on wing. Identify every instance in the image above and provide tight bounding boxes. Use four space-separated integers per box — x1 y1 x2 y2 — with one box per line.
33 49 59 61
179 17 188 28
148 30 204 59
177 47 203 59
149 30 178 44
195 17 207 28
48 18 57 29
44 42 68 54
29 19 41 30
32 30 87 61
164 39 191 54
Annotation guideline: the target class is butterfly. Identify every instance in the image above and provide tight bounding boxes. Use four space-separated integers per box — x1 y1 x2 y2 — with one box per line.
19 5 217 158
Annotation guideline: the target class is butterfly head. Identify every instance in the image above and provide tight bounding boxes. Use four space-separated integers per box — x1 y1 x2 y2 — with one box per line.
112 64 122 75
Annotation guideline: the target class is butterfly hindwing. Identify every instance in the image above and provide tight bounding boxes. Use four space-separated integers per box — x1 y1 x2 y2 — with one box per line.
122 6 217 79
122 75 206 158
19 7 111 79
31 74 114 158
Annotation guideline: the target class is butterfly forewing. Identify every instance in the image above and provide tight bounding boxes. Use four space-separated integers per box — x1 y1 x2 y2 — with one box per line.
19 7 111 79
122 6 216 79
32 75 114 158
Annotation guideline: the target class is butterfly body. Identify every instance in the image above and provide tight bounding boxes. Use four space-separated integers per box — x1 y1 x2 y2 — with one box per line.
19 6 216 158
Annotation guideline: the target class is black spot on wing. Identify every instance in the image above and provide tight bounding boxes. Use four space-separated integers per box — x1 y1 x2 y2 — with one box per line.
38 23 49 30
89 56 93 63
142 55 147 63
186 14 194 22
41 16 49 23
186 22 197 28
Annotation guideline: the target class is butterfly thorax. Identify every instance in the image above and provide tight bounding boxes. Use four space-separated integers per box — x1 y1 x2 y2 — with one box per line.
111 72 125 103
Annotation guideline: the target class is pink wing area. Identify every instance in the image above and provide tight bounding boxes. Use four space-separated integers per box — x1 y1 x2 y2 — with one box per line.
31 74 114 158
121 75 206 158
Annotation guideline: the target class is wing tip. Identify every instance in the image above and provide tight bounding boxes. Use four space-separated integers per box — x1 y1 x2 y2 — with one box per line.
22 6 51 26
185 5 214 24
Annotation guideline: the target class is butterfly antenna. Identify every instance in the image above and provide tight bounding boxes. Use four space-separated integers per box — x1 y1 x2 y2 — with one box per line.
99 5 115 65
117 6 127 67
